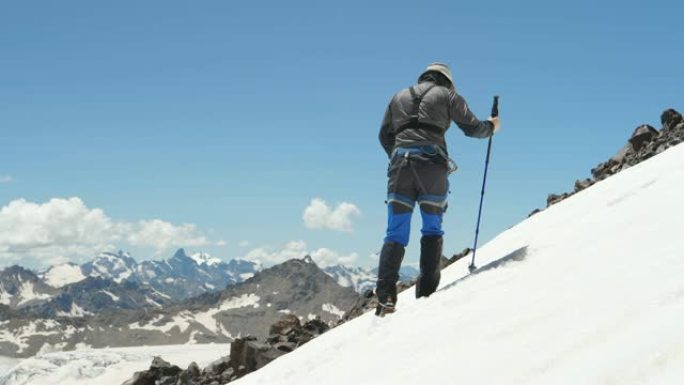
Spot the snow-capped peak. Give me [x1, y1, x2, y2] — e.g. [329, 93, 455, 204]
[190, 252, 222, 266]
[40, 263, 86, 288]
[84, 251, 136, 284]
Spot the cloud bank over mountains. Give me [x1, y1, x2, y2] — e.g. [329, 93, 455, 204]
[240, 240, 358, 267]
[0, 196, 365, 269]
[0, 197, 219, 266]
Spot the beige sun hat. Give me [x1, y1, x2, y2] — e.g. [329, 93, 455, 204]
[420, 62, 453, 85]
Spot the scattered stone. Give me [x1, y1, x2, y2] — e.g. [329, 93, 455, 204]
[230, 336, 287, 377]
[546, 193, 570, 207]
[574, 178, 594, 193]
[449, 248, 471, 265]
[395, 280, 412, 294]
[122, 357, 182, 385]
[629, 124, 659, 152]
[341, 289, 377, 322]
[150, 356, 182, 377]
[269, 313, 301, 336]
[528, 208, 542, 217]
[176, 362, 200, 385]
[303, 318, 329, 336]
[122, 371, 157, 385]
[202, 355, 231, 376]
[273, 341, 297, 352]
[661, 108, 682, 130]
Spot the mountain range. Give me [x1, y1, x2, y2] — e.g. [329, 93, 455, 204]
[0, 255, 360, 358]
[0, 247, 419, 358]
[0, 249, 260, 318]
[1, 249, 418, 317]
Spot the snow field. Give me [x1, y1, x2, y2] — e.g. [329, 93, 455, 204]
[0, 357, 20, 379]
[0, 344, 231, 385]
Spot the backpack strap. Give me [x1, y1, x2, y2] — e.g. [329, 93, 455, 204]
[397, 84, 439, 134]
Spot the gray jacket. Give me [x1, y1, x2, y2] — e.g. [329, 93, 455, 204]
[379, 81, 493, 157]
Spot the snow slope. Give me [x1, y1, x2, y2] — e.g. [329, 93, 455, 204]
[0, 344, 230, 385]
[236, 143, 684, 385]
[0, 358, 19, 379]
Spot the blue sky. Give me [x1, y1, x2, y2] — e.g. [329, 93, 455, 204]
[1, 0, 682, 269]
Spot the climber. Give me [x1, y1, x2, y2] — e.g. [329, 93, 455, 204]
[375, 63, 501, 316]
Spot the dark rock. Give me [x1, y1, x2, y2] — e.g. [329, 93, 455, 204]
[546, 193, 570, 207]
[149, 356, 182, 377]
[150, 356, 172, 370]
[661, 108, 682, 130]
[449, 248, 471, 265]
[528, 208, 543, 217]
[591, 158, 621, 181]
[302, 318, 329, 335]
[268, 313, 301, 336]
[229, 337, 286, 378]
[202, 355, 231, 376]
[122, 371, 158, 385]
[157, 376, 177, 385]
[629, 124, 659, 152]
[219, 368, 235, 382]
[186, 361, 200, 377]
[439, 255, 450, 269]
[341, 290, 378, 322]
[574, 178, 594, 193]
[395, 281, 412, 294]
[273, 341, 297, 352]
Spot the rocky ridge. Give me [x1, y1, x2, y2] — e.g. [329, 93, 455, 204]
[122, 315, 330, 385]
[534, 108, 683, 214]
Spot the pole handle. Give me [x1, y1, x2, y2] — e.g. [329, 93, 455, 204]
[491, 96, 499, 118]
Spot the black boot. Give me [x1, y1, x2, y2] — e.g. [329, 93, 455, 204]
[375, 242, 405, 316]
[416, 235, 443, 298]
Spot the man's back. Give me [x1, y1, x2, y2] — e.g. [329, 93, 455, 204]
[379, 80, 494, 157]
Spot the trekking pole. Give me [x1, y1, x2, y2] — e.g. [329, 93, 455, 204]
[468, 96, 499, 273]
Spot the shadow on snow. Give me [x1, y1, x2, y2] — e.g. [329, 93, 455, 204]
[438, 245, 528, 293]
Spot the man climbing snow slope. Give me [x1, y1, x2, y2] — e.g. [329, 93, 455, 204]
[375, 63, 501, 316]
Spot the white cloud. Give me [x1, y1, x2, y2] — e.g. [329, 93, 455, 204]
[127, 219, 209, 251]
[216, 240, 228, 247]
[303, 198, 361, 232]
[0, 175, 13, 184]
[310, 248, 359, 267]
[240, 240, 358, 268]
[239, 240, 250, 247]
[241, 240, 307, 266]
[0, 197, 212, 267]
